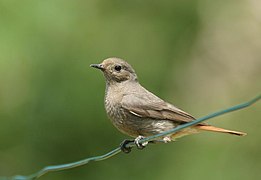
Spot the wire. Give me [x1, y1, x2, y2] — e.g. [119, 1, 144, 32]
[2, 94, 260, 180]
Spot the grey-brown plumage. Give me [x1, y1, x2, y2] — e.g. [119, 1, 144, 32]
[91, 57, 246, 142]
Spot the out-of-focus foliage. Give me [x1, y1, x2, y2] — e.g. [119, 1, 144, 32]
[0, 0, 260, 179]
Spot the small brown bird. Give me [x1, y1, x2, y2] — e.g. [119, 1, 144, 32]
[91, 57, 246, 151]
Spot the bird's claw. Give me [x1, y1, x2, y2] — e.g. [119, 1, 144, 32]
[120, 139, 134, 153]
[134, 136, 148, 150]
[120, 136, 150, 153]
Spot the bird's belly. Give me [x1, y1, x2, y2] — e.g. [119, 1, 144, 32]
[124, 117, 176, 137]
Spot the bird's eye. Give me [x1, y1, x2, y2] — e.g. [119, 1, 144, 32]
[114, 65, 122, 71]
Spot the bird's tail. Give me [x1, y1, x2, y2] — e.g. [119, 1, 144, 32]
[196, 125, 247, 136]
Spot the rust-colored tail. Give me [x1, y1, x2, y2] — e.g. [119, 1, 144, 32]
[196, 125, 247, 136]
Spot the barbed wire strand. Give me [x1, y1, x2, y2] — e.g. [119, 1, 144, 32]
[2, 94, 260, 180]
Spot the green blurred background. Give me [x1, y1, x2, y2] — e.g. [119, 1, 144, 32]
[0, 0, 260, 179]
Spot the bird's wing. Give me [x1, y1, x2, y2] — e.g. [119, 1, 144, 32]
[121, 92, 196, 123]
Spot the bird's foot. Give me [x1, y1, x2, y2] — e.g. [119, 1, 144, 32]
[120, 136, 152, 153]
[163, 136, 172, 143]
[120, 139, 134, 153]
[134, 136, 148, 150]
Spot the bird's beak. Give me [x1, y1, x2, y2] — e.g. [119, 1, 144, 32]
[90, 64, 104, 70]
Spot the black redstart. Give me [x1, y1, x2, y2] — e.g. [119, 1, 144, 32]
[91, 57, 246, 152]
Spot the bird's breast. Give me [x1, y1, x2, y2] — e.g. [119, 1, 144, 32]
[105, 98, 125, 122]
[104, 90, 126, 127]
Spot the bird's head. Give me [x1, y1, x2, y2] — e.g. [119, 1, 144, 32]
[91, 57, 138, 84]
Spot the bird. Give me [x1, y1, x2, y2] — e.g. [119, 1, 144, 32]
[90, 57, 246, 152]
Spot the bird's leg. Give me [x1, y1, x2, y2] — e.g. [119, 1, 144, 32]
[120, 139, 134, 153]
[134, 135, 148, 149]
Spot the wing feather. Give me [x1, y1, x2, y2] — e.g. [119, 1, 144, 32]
[121, 92, 195, 124]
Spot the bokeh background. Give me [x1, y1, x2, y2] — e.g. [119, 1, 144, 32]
[0, 0, 260, 179]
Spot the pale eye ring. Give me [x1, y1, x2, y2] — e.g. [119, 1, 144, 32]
[114, 65, 122, 71]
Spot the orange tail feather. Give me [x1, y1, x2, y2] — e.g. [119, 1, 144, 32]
[196, 125, 246, 136]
